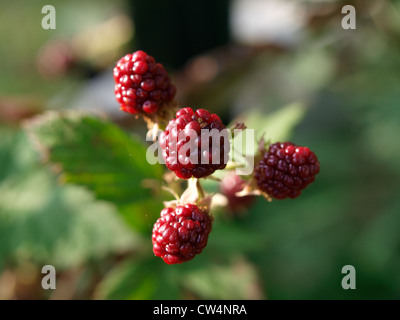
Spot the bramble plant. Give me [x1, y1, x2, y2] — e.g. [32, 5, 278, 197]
[26, 50, 320, 266]
[4, 0, 397, 300]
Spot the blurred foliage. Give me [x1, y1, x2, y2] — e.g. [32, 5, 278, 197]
[239, 101, 308, 147]
[1, 0, 400, 300]
[25, 112, 164, 234]
[0, 0, 128, 99]
[0, 128, 135, 270]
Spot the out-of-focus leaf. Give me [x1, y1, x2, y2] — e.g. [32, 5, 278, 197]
[351, 201, 400, 282]
[227, 102, 308, 173]
[24, 111, 164, 233]
[0, 128, 34, 182]
[182, 256, 264, 300]
[94, 256, 179, 300]
[0, 181, 136, 269]
[242, 101, 308, 143]
[0, 129, 135, 270]
[209, 220, 264, 255]
[119, 200, 164, 235]
[290, 49, 336, 92]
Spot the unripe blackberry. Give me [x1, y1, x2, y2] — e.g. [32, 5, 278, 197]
[159, 107, 229, 179]
[152, 204, 213, 264]
[220, 173, 255, 212]
[113, 50, 176, 115]
[254, 142, 320, 199]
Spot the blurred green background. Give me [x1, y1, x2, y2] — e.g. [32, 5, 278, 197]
[1, 0, 400, 300]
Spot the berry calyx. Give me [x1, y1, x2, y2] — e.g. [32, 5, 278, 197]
[113, 50, 177, 115]
[254, 142, 320, 199]
[152, 204, 213, 264]
[159, 107, 229, 179]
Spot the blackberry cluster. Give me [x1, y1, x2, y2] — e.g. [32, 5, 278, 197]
[113, 50, 176, 114]
[111, 50, 321, 266]
[254, 142, 320, 199]
[159, 107, 229, 179]
[152, 204, 212, 264]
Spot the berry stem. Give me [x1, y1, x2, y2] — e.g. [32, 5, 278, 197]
[161, 185, 180, 201]
[187, 177, 206, 201]
[196, 179, 206, 201]
[204, 175, 221, 182]
[229, 121, 247, 131]
[145, 122, 159, 142]
[225, 161, 246, 170]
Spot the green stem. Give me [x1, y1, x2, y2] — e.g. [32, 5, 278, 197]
[188, 177, 206, 201]
[225, 161, 246, 170]
[161, 186, 180, 201]
[196, 179, 206, 201]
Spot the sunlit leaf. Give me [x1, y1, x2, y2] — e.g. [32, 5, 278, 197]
[0, 129, 135, 269]
[24, 111, 164, 233]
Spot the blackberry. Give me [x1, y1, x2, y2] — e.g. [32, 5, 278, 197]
[152, 204, 213, 264]
[220, 173, 255, 212]
[254, 142, 320, 199]
[159, 107, 229, 179]
[113, 50, 176, 115]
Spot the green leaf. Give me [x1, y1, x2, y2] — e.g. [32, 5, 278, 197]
[119, 199, 164, 235]
[0, 129, 135, 269]
[24, 111, 164, 233]
[94, 256, 180, 300]
[0, 181, 136, 269]
[0, 127, 35, 182]
[228, 102, 308, 174]
[242, 101, 308, 143]
[182, 256, 264, 299]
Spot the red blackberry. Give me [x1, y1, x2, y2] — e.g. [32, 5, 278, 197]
[254, 142, 320, 199]
[220, 173, 255, 212]
[152, 204, 213, 264]
[159, 107, 229, 179]
[113, 50, 176, 115]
